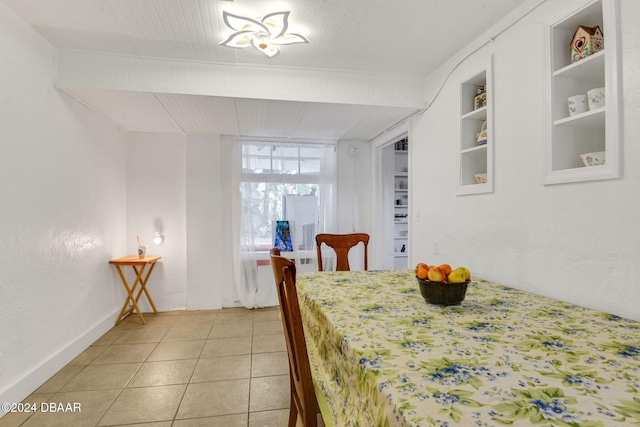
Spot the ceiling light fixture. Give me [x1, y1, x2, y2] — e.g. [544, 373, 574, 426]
[219, 11, 309, 58]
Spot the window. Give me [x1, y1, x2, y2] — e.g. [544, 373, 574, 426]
[232, 139, 337, 308]
[239, 142, 333, 252]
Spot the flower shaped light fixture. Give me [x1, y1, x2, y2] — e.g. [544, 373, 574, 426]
[219, 11, 309, 58]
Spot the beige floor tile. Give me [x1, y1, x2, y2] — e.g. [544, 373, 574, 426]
[0, 393, 53, 427]
[162, 324, 212, 342]
[251, 352, 289, 378]
[252, 333, 286, 353]
[209, 322, 253, 339]
[67, 345, 108, 366]
[97, 384, 187, 426]
[92, 329, 126, 346]
[147, 340, 205, 361]
[174, 312, 218, 325]
[21, 389, 119, 427]
[249, 375, 290, 412]
[34, 365, 84, 394]
[185, 309, 220, 316]
[127, 359, 197, 387]
[191, 355, 251, 383]
[91, 343, 157, 364]
[253, 309, 281, 323]
[172, 413, 248, 427]
[214, 310, 254, 324]
[61, 363, 140, 391]
[249, 409, 290, 427]
[216, 307, 249, 314]
[6, 309, 303, 426]
[119, 313, 177, 328]
[176, 379, 250, 419]
[158, 309, 190, 316]
[253, 320, 284, 336]
[110, 423, 172, 427]
[201, 336, 252, 358]
[114, 327, 169, 344]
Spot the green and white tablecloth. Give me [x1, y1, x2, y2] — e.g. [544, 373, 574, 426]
[296, 270, 640, 427]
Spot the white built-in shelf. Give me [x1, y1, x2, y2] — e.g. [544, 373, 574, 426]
[543, 0, 621, 185]
[461, 106, 487, 121]
[457, 57, 494, 196]
[553, 49, 604, 79]
[461, 145, 488, 155]
[554, 107, 605, 128]
[388, 137, 409, 269]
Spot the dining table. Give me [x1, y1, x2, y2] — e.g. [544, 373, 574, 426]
[296, 270, 640, 426]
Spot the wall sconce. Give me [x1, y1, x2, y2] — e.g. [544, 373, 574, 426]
[153, 232, 164, 245]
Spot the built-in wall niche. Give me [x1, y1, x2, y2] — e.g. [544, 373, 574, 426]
[457, 56, 494, 195]
[543, 0, 621, 185]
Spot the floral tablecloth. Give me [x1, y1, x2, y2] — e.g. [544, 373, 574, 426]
[296, 270, 640, 427]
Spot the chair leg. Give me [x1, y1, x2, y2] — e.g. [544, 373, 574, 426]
[288, 390, 298, 427]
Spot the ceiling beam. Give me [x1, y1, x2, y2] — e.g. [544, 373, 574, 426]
[55, 49, 426, 109]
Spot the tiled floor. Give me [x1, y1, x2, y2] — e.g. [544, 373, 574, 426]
[0, 307, 292, 427]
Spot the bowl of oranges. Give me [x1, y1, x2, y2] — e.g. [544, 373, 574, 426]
[414, 263, 471, 306]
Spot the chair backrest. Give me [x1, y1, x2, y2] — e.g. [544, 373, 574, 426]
[269, 248, 320, 427]
[315, 233, 369, 271]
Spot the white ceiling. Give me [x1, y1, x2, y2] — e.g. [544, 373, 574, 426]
[3, 0, 528, 140]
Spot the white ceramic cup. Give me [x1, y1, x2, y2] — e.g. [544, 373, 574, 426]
[138, 245, 147, 258]
[587, 87, 605, 110]
[568, 94, 588, 116]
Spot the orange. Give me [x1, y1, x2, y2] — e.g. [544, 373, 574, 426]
[438, 264, 452, 276]
[414, 263, 428, 275]
[416, 266, 428, 279]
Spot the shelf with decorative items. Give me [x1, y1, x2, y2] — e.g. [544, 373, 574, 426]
[543, 0, 621, 185]
[392, 137, 409, 268]
[457, 57, 494, 196]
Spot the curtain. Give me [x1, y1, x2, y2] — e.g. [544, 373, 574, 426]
[231, 139, 336, 308]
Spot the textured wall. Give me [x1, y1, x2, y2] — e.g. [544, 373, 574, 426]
[410, 0, 640, 320]
[0, 3, 127, 409]
[126, 133, 188, 311]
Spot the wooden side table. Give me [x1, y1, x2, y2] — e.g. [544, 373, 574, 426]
[109, 255, 162, 325]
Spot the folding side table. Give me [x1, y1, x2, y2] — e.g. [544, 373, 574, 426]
[109, 255, 162, 325]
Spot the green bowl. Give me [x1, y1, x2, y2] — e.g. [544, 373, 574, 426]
[416, 277, 469, 306]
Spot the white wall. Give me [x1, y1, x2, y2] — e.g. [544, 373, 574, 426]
[410, 0, 640, 320]
[0, 3, 128, 410]
[126, 133, 235, 311]
[336, 140, 373, 270]
[187, 134, 224, 310]
[126, 133, 188, 311]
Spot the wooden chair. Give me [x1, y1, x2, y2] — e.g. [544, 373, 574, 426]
[269, 248, 325, 427]
[315, 233, 369, 271]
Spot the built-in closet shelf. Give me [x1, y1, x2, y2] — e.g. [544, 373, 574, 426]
[543, 0, 621, 185]
[385, 136, 409, 270]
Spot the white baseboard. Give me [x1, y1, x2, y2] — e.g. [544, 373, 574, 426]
[0, 308, 120, 419]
